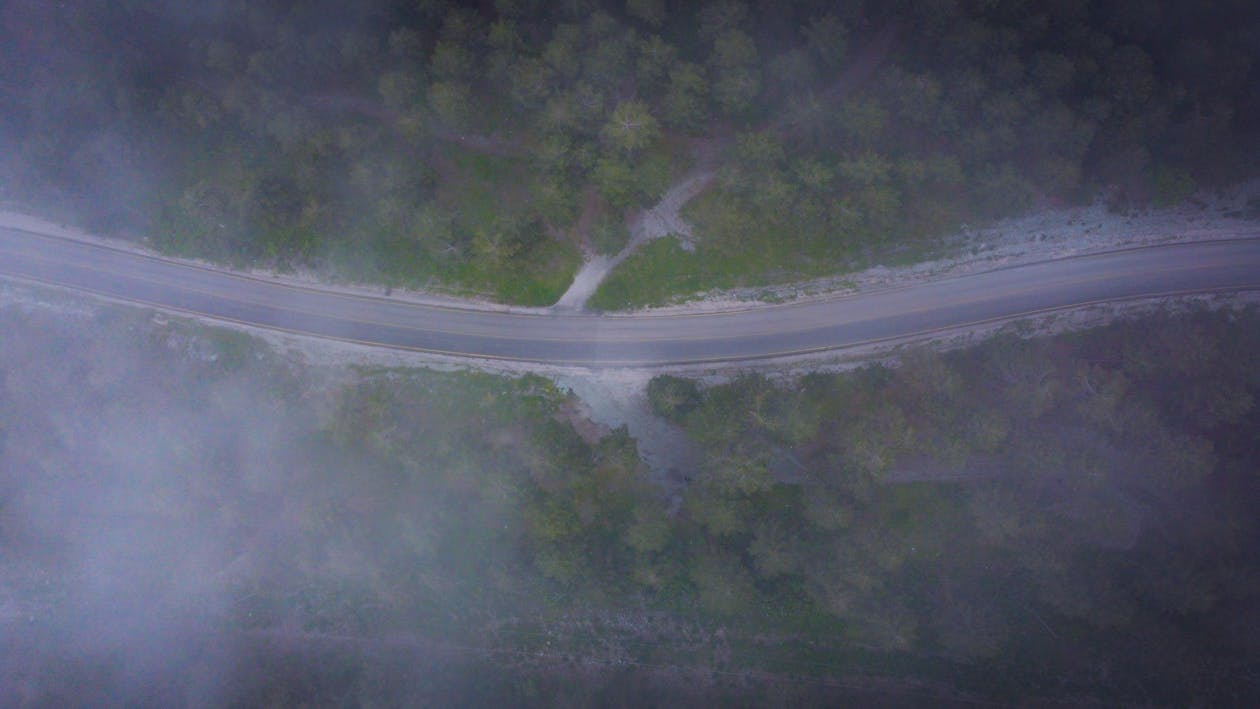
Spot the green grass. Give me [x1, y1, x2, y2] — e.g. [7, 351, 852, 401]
[458, 237, 582, 306]
[586, 203, 974, 311]
[588, 234, 844, 311]
[587, 237, 708, 310]
[432, 145, 583, 305]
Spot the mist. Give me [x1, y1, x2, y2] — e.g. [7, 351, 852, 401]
[4, 0, 1260, 705]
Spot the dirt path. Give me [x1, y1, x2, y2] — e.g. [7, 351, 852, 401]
[552, 168, 716, 311]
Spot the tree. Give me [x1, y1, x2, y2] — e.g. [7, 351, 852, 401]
[802, 489, 851, 531]
[768, 48, 818, 96]
[703, 443, 773, 495]
[803, 14, 847, 69]
[543, 24, 584, 83]
[833, 97, 887, 149]
[967, 487, 1034, 546]
[624, 504, 672, 553]
[698, 0, 749, 43]
[593, 156, 640, 210]
[934, 596, 1009, 660]
[428, 80, 473, 127]
[635, 35, 677, 90]
[531, 172, 582, 225]
[708, 29, 760, 116]
[685, 488, 744, 537]
[647, 375, 701, 423]
[582, 15, 634, 89]
[689, 547, 757, 615]
[543, 82, 605, 134]
[856, 602, 919, 651]
[626, 0, 666, 27]
[1098, 45, 1156, 115]
[590, 211, 631, 256]
[601, 100, 660, 155]
[430, 39, 478, 82]
[379, 70, 424, 112]
[663, 62, 710, 133]
[749, 521, 801, 578]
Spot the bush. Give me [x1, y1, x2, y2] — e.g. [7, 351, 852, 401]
[647, 375, 701, 423]
[590, 212, 631, 256]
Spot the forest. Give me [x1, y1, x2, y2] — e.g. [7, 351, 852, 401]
[3, 0, 1260, 704]
[3, 295, 1260, 704]
[2, 0, 1258, 304]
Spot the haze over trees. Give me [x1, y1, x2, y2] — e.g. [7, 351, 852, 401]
[3, 0, 1260, 704]
[4, 292, 1260, 704]
[1, 0, 1257, 304]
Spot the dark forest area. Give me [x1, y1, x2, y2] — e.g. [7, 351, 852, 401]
[3, 297, 1260, 704]
[1, 0, 1257, 303]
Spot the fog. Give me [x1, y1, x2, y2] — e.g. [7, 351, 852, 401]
[0, 293, 712, 705]
[4, 0, 1260, 704]
[1, 303, 280, 701]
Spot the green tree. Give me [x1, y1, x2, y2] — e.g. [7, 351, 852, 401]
[430, 39, 478, 82]
[703, 444, 773, 494]
[804, 14, 847, 69]
[689, 547, 757, 615]
[601, 100, 660, 155]
[635, 35, 677, 90]
[663, 62, 710, 133]
[698, 0, 749, 43]
[685, 488, 744, 537]
[428, 80, 473, 127]
[708, 29, 760, 116]
[593, 156, 640, 209]
[647, 375, 701, 423]
[624, 504, 672, 553]
[626, 0, 665, 27]
[749, 521, 801, 578]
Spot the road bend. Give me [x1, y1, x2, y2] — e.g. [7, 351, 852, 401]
[2, 227, 1259, 367]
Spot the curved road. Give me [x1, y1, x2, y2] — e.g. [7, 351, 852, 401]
[2, 226, 1259, 367]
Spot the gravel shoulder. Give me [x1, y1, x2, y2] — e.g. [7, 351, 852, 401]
[625, 180, 1260, 314]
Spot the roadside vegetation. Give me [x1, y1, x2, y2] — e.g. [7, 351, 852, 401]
[2, 1, 1255, 307]
[4, 296, 1260, 704]
[646, 305, 1260, 703]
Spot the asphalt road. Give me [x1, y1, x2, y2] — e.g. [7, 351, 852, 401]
[2, 226, 1259, 367]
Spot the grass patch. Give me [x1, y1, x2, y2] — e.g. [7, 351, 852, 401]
[587, 237, 707, 310]
[431, 144, 582, 305]
[458, 236, 582, 306]
[588, 233, 844, 311]
[589, 187, 982, 310]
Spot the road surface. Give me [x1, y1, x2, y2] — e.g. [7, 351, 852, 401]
[2, 226, 1259, 367]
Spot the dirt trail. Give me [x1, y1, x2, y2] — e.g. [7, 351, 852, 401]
[552, 168, 716, 311]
